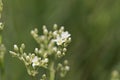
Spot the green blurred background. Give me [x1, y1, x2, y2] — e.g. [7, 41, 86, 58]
[1, 0, 120, 80]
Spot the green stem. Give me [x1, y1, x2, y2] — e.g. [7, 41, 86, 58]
[31, 76, 37, 80]
[0, 59, 5, 80]
[0, 34, 5, 80]
[0, 35, 2, 44]
[50, 61, 55, 80]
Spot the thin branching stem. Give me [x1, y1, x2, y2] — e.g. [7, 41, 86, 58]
[50, 61, 55, 80]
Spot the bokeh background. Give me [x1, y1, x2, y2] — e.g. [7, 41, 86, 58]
[1, 0, 120, 80]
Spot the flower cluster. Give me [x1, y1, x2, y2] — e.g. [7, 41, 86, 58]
[10, 44, 48, 76]
[57, 60, 70, 77]
[10, 24, 71, 80]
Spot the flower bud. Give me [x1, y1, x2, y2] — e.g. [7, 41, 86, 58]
[64, 60, 68, 65]
[31, 54, 35, 58]
[34, 28, 38, 33]
[60, 26, 64, 31]
[26, 56, 30, 61]
[62, 52, 65, 56]
[14, 44, 19, 51]
[58, 63, 62, 67]
[68, 37, 71, 42]
[65, 66, 70, 71]
[53, 31, 58, 37]
[43, 58, 49, 63]
[23, 53, 27, 57]
[9, 51, 17, 56]
[43, 25, 46, 30]
[53, 47, 57, 52]
[0, 22, 4, 30]
[20, 47, 23, 53]
[35, 48, 39, 54]
[40, 36, 45, 41]
[31, 30, 34, 35]
[63, 48, 67, 52]
[43, 25, 48, 34]
[21, 43, 25, 49]
[44, 29, 48, 35]
[57, 51, 61, 57]
[53, 24, 58, 30]
[42, 74, 47, 79]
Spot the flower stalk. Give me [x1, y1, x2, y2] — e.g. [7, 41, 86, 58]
[50, 61, 55, 80]
[0, 0, 5, 80]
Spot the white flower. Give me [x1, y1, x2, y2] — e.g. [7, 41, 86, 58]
[53, 36, 63, 45]
[32, 56, 39, 67]
[53, 31, 71, 45]
[61, 31, 71, 41]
